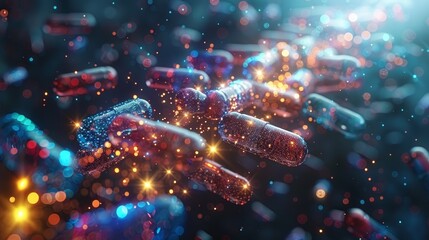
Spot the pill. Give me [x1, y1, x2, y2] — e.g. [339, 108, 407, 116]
[284, 68, 316, 96]
[76, 146, 128, 175]
[314, 53, 362, 83]
[190, 159, 252, 205]
[406, 146, 429, 191]
[53, 66, 117, 97]
[345, 208, 398, 240]
[218, 112, 308, 167]
[302, 93, 365, 137]
[107, 114, 206, 160]
[146, 67, 210, 91]
[77, 98, 152, 149]
[187, 50, 234, 78]
[225, 43, 265, 66]
[43, 13, 96, 35]
[242, 48, 280, 80]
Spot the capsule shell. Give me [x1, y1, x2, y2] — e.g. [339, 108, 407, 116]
[218, 112, 308, 166]
[53, 66, 117, 97]
[146, 67, 210, 91]
[187, 50, 234, 78]
[76, 147, 127, 175]
[43, 13, 96, 35]
[77, 98, 152, 149]
[242, 48, 280, 80]
[108, 114, 206, 160]
[314, 54, 361, 82]
[190, 159, 252, 205]
[175, 88, 207, 114]
[302, 93, 366, 138]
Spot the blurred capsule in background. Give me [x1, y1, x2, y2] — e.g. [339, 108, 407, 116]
[173, 27, 201, 46]
[302, 93, 366, 138]
[189, 159, 252, 205]
[405, 146, 429, 191]
[187, 50, 234, 79]
[284, 68, 316, 96]
[43, 13, 96, 35]
[225, 43, 265, 66]
[344, 208, 398, 240]
[146, 67, 211, 91]
[175, 87, 207, 114]
[53, 66, 118, 97]
[0, 113, 82, 196]
[218, 112, 308, 167]
[107, 114, 207, 160]
[68, 195, 185, 240]
[77, 98, 152, 149]
[0, 66, 28, 89]
[242, 48, 280, 81]
[285, 227, 312, 240]
[251, 201, 275, 221]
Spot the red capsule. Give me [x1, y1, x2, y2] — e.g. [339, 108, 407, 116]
[43, 13, 96, 35]
[53, 66, 117, 97]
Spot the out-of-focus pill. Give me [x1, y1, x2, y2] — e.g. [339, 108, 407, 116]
[314, 54, 362, 83]
[284, 68, 316, 96]
[406, 146, 429, 190]
[43, 13, 96, 35]
[190, 159, 252, 205]
[173, 27, 201, 45]
[243, 48, 280, 81]
[344, 208, 398, 240]
[76, 146, 128, 176]
[146, 67, 210, 91]
[252, 83, 302, 118]
[285, 227, 312, 240]
[2, 66, 28, 85]
[187, 50, 234, 79]
[251, 201, 275, 221]
[108, 114, 207, 160]
[218, 112, 308, 167]
[225, 43, 265, 66]
[0, 113, 82, 196]
[302, 93, 366, 138]
[53, 66, 117, 97]
[77, 99, 152, 149]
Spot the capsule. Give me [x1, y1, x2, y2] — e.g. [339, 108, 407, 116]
[175, 87, 207, 114]
[259, 30, 298, 48]
[146, 67, 210, 91]
[43, 13, 96, 35]
[252, 83, 302, 118]
[345, 208, 398, 240]
[108, 114, 206, 160]
[313, 54, 362, 82]
[284, 68, 316, 96]
[77, 98, 152, 149]
[302, 93, 365, 138]
[187, 50, 234, 79]
[0, 113, 82, 196]
[190, 159, 252, 205]
[2, 66, 28, 85]
[225, 43, 265, 66]
[242, 48, 280, 81]
[218, 112, 308, 166]
[76, 146, 128, 175]
[53, 66, 117, 97]
[407, 146, 429, 190]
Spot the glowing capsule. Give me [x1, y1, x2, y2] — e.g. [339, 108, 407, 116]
[218, 112, 308, 167]
[345, 208, 398, 240]
[0, 113, 82, 195]
[190, 159, 252, 205]
[242, 48, 280, 80]
[187, 50, 234, 78]
[313, 53, 362, 83]
[284, 68, 316, 96]
[43, 13, 96, 35]
[53, 66, 117, 97]
[253, 83, 302, 118]
[108, 114, 206, 160]
[77, 99, 152, 149]
[407, 146, 429, 190]
[302, 93, 365, 138]
[225, 43, 265, 66]
[146, 67, 210, 91]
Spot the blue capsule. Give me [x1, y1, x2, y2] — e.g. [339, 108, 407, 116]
[146, 67, 210, 91]
[187, 50, 234, 79]
[302, 93, 365, 138]
[242, 48, 280, 81]
[77, 98, 152, 149]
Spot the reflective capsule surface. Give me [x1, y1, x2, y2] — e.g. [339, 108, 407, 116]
[407, 146, 429, 190]
[314, 54, 362, 82]
[242, 48, 280, 80]
[146, 67, 210, 91]
[302, 93, 365, 138]
[187, 50, 234, 78]
[175, 87, 207, 114]
[77, 99, 152, 149]
[43, 13, 96, 35]
[53, 66, 117, 97]
[218, 112, 308, 166]
[76, 146, 128, 175]
[190, 159, 252, 205]
[108, 114, 206, 160]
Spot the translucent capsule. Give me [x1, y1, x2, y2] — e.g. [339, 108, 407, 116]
[302, 93, 366, 138]
[313, 53, 362, 83]
[43, 13, 96, 35]
[0, 113, 82, 196]
[2, 66, 28, 86]
[53, 66, 117, 97]
[242, 48, 280, 80]
[77, 98, 152, 149]
[252, 83, 302, 118]
[76, 146, 128, 175]
[284, 68, 316, 96]
[68, 195, 185, 240]
[146, 67, 210, 91]
[225, 43, 265, 66]
[218, 112, 308, 167]
[345, 208, 398, 240]
[407, 146, 429, 190]
[190, 159, 252, 205]
[175, 87, 207, 114]
[108, 114, 206, 160]
[187, 50, 234, 79]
